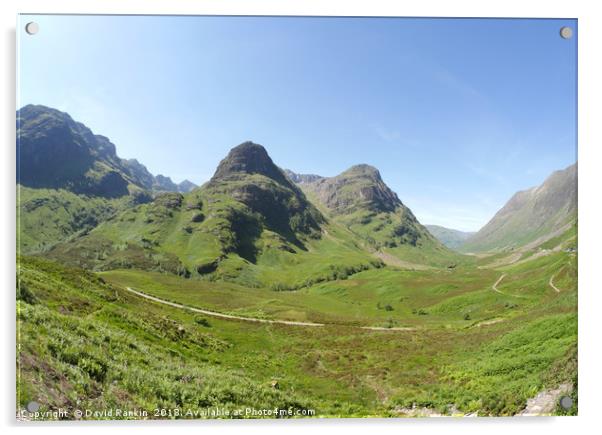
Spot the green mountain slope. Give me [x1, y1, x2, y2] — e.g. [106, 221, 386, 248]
[461, 164, 577, 253]
[297, 164, 461, 267]
[17, 256, 316, 415]
[16, 105, 199, 254]
[17, 186, 136, 254]
[425, 225, 476, 250]
[47, 142, 384, 288]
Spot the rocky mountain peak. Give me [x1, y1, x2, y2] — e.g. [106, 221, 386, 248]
[210, 141, 291, 187]
[341, 164, 381, 178]
[305, 164, 402, 214]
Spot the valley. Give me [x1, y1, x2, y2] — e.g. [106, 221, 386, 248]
[16, 106, 578, 418]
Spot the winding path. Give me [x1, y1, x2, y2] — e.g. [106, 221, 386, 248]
[125, 286, 416, 331]
[125, 287, 325, 327]
[549, 274, 562, 293]
[492, 274, 507, 294]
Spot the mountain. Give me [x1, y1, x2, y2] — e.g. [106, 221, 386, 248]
[152, 175, 197, 193]
[18, 105, 146, 197]
[302, 164, 402, 215]
[16, 105, 197, 254]
[177, 179, 197, 193]
[18, 106, 457, 283]
[296, 164, 457, 266]
[283, 169, 324, 184]
[122, 158, 156, 190]
[425, 225, 475, 250]
[299, 164, 428, 245]
[461, 163, 577, 253]
[47, 142, 388, 288]
[207, 142, 324, 240]
[17, 104, 196, 196]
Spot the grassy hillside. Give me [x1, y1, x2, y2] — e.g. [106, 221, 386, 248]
[47, 180, 384, 289]
[425, 225, 475, 250]
[17, 186, 136, 254]
[17, 256, 317, 418]
[461, 164, 576, 253]
[18, 250, 577, 418]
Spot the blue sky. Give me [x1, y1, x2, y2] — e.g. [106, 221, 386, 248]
[18, 15, 577, 232]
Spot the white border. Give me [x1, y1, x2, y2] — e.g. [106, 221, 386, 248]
[2, 1, 600, 434]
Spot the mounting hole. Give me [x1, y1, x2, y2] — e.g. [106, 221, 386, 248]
[559, 26, 573, 40]
[559, 395, 573, 409]
[25, 22, 39, 35]
[26, 401, 40, 412]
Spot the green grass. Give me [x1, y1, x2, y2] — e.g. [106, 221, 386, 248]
[17, 185, 130, 254]
[437, 313, 577, 415]
[47, 188, 390, 289]
[17, 252, 577, 419]
[101, 264, 499, 327]
[17, 256, 322, 419]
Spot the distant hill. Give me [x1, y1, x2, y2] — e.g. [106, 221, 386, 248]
[177, 179, 197, 193]
[461, 164, 577, 253]
[153, 174, 197, 193]
[283, 169, 324, 184]
[17, 104, 195, 196]
[425, 225, 475, 250]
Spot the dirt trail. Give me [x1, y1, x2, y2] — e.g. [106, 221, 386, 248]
[548, 271, 563, 293]
[491, 274, 507, 294]
[490, 274, 529, 299]
[125, 287, 418, 331]
[125, 287, 325, 327]
[360, 326, 417, 331]
[518, 383, 572, 416]
[472, 318, 504, 328]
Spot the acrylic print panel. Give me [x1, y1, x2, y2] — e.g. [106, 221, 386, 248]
[16, 15, 577, 420]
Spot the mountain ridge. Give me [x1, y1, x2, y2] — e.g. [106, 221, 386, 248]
[17, 104, 196, 196]
[461, 163, 577, 252]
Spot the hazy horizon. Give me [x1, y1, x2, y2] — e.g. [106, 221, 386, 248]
[18, 15, 577, 231]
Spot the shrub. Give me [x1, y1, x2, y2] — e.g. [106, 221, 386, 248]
[191, 213, 205, 223]
[16, 281, 37, 304]
[195, 317, 211, 327]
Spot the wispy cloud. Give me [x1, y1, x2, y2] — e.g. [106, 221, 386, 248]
[374, 125, 401, 143]
[432, 67, 483, 100]
[372, 124, 422, 150]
